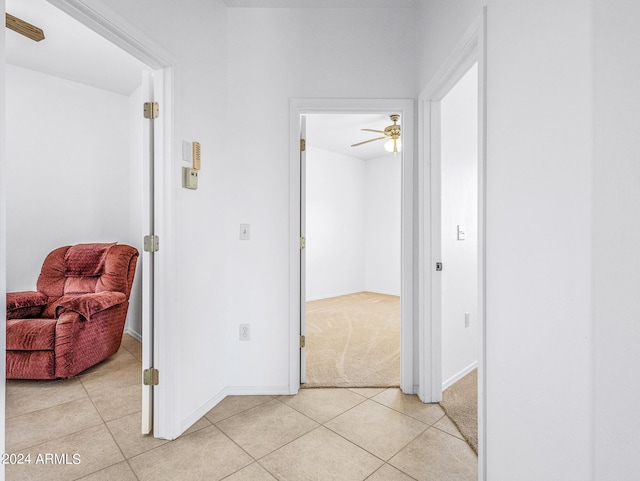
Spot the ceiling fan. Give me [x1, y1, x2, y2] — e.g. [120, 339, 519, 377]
[5, 13, 45, 42]
[351, 114, 402, 155]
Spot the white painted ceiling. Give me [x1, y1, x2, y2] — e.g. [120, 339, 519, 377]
[5, 0, 146, 96]
[4, 1, 404, 157]
[306, 113, 402, 161]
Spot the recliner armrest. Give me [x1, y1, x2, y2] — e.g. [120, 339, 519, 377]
[6, 291, 48, 319]
[53, 292, 127, 321]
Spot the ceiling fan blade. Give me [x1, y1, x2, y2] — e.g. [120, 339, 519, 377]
[351, 136, 386, 147]
[361, 128, 386, 134]
[6, 13, 45, 42]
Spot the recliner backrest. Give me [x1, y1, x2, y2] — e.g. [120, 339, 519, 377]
[37, 243, 138, 301]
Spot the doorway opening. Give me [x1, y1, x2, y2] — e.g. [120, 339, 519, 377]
[3, 0, 173, 438]
[419, 11, 486, 478]
[303, 113, 402, 388]
[289, 98, 415, 395]
[437, 62, 479, 458]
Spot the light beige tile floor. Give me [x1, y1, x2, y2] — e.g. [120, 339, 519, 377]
[5, 335, 477, 481]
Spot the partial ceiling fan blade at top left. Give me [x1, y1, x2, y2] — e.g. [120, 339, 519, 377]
[6, 13, 45, 42]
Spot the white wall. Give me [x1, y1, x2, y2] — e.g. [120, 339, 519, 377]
[224, 7, 416, 389]
[419, 1, 594, 480]
[305, 147, 401, 301]
[5, 65, 131, 291]
[592, 1, 640, 479]
[440, 63, 478, 387]
[364, 155, 401, 295]
[485, 2, 592, 479]
[305, 147, 366, 300]
[416, 0, 481, 91]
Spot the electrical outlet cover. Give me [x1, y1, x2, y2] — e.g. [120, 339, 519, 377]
[239, 324, 250, 340]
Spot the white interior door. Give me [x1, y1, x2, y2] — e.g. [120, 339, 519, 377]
[141, 70, 156, 434]
[300, 115, 307, 384]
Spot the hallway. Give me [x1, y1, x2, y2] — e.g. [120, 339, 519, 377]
[5, 335, 476, 480]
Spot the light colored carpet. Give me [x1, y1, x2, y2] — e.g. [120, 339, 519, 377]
[440, 369, 478, 454]
[304, 292, 401, 388]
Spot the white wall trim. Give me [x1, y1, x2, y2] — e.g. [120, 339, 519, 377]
[46, 0, 178, 441]
[418, 8, 487, 481]
[124, 328, 142, 342]
[442, 361, 477, 391]
[306, 290, 401, 302]
[289, 98, 415, 395]
[418, 12, 481, 400]
[46, 0, 176, 69]
[225, 385, 292, 396]
[180, 388, 227, 434]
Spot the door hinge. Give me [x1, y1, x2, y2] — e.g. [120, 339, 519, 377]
[300, 335, 306, 348]
[143, 368, 159, 386]
[300, 139, 306, 152]
[300, 236, 306, 250]
[436, 262, 443, 271]
[143, 102, 159, 119]
[144, 235, 159, 252]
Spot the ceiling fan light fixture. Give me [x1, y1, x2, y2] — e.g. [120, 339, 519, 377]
[351, 114, 402, 155]
[384, 138, 402, 154]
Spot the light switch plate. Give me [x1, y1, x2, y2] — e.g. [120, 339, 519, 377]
[457, 224, 466, 240]
[240, 224, 250, 240]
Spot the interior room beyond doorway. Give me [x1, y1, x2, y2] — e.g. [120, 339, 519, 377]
[304, 113, 402, 388]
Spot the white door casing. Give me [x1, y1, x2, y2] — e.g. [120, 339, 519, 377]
[289, 98, 415, 395]
[299, 115, 307, 384]
[141, 70, 155, 434]
[418, 8, 487, 480]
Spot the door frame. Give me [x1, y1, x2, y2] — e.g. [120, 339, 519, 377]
[47, 0, 176, 440]
[418, 9, 487, 479]
[289, 98, 415, 394]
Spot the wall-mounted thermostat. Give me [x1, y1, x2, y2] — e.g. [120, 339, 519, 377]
[182, 140, 202, 171]
[182, 167, 198, 190]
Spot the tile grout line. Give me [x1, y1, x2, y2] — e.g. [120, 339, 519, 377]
[319, 414, 427, 469]
[203, 395, 276, 425]
[363, 462, 421, 481]
[368, 388, 448, 426]
[79, 369, 141, 480]
[272, 390, 369, 425]
[214, 398, 322, 462]
[5, 393, 105, 454]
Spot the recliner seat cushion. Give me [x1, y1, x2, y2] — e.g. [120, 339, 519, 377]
[7, 318, 57, 350]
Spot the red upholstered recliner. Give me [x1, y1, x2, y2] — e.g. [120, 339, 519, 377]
[6, 243, 139, 379]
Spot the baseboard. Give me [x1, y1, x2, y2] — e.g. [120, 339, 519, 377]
[305, 290, 363, 302]
[442, 361, 477, 391]
[180, 387, 227, 434]
[225, 385, 292, 396]
[363, 289, 401, 297]
[306, 290, 400, 302]
[123, 327, 142, 342]
[179, 384, 294, 434]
